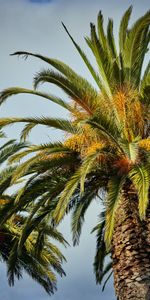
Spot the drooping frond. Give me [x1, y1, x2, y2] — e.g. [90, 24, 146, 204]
[0, 216, 67, 295]
[86, 118, 123, 154]
[105, 176, 125, 249]
[80, 145, 107, 194]
[0, 87, 72, 112]
[0, 140, 27, 165]
[129, 165, 150, 219]
[71, 187, 97, 246]
[0, 166, 17, 193]
[0, 116, 78, 135]
[91, 211, 108, 284]
[33, 69, 99, 114]
[8, 142, 73, 164]
[53, 169, 80, 224]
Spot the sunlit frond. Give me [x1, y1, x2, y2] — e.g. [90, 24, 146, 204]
[105, 176, 125, 249]
[129, 165, 150, 219]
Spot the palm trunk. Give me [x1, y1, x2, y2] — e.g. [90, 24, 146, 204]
[111, 193, 150, 300]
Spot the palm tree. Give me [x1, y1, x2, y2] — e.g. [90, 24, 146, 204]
[0, 6, 150, 299]
[0, 139, 67, 295]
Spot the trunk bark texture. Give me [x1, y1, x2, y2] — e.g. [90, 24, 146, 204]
[111, 193, 150, 300]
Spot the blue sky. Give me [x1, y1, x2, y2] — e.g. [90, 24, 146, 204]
[0, 0, 149, 299]
[29, 0, 53, 3]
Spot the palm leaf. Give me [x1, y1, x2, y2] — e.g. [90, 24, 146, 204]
[92, 211, 108, 284]
[105, 176, 125, 249]
[129, 165, 150, 219]
[119, 6, 132, 54]
[0, 87, 72, 111]
[0, 116, 78, 135]
[62, 22, 102, 89]
[71, 189, 95, 246]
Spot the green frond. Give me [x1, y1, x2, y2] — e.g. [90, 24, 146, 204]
[123, 10, 150, 84]
[105, 176, 125, 249]
[97, 11, 108, 52]
[86, 23, 112, 98]
[92, 211, 108, 284]
[9, 142, 72, 164]
[62, 22, 102, 89]
[0, 140, 27, 165]
[130, 26, 150, 86]
[10, 154, 42, 184]
[80, 148, 106, 194]
[0, 116, 78, 135]
[7, 170, 67, 220]
[0, 87, 71, 112]
[42, 225, 68, 247]
[34, 69, 98, 114]
[86, 117, 123, 154]
[71, 189, 95, 246]
[119, 6, 132, 54]
[7, 241, 23, 285]
[0, 217, 67, 295]
[11, 51, 99, 114]
[11, 50, 92, 86]
[17, 196, 49, 253]
[0, 166, 16, 192]
[0, 139, 16, 151]
[107, 19, 118, 60]
[21, 123, 36, 141]
[18, 251, 57, 294]
[140, 61, 150, 102]
[121, 140, 139, 162]
[129, 165, 150, 219]
[53, 170, 80, 224]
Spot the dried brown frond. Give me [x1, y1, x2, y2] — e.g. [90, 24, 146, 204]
[113, 157, 132, 175]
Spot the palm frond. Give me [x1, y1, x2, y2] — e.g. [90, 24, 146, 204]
[107, 19, 118, 60]
[105, 176, 125, 249]
[53, 170, 80, 224]
[123, 10, 150, 84]
[119, 6, 132, 54]
[0, 87, 72, 112]
[129, 165, 150, 219]
[0, 116, 78, 135]
[0, 141, 27, 165]
[62, 22, 102, 89]
[71, 189, 95, 246]
[85, 23, 112, 98]
[140, 61, 150, 103]
[92, 211, 108, 284]
[8, 142, 72, 164]
[33, 69, 98, 114]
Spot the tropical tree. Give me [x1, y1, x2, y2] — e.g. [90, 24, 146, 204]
[0, 139, 67, 294]
[0, 6, 150, 299]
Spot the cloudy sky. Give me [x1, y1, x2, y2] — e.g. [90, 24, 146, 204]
[0, 0, 149, 299]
